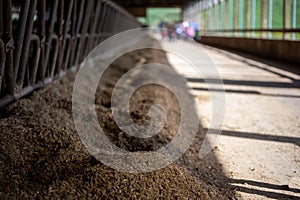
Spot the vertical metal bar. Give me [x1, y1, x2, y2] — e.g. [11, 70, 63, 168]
[97, 2, 107, 35]
[251, 0, 256, 37]
[43, 0, 58, 79]
[283, 0, 291, 39]
[223, 0, 227, 30]
[229, 0, 234, 34]
[115, 10, 122, 34]
[0, 0, 2, 38]
[57, 0, 64, 36]
[238, 0, 244, 36]
[58, 0, 74, 72]
[218, 1, 221, 34]
[55, 0, 64, 74]
[68, 0, 77, 69]
[2, 0, 15, 96]
[234, 0, 239, 36]
[102, 5, 111, 35]
[292, 0, 297, 39]
[75, 0, 94, 65]
[0, 40, 5, 93]
[212, 2, 215, 33]
[103, 5, 113, 38]
[91, 0, 103, 34]
[63, 36, 72, 69]
[199, 6, 202, 33]
[71, 0, 78, 35]
[36, 0, 45, 82]
[112, 11, 118, 34]
[13, 0, 30, 80]
[246, 0, 251, 37]
[69, 0, 85, 67]
[199, 1, 203, 24]
[215, 3, 218, 32]
[268, 0, 273, 38]
[209, 3, 212, 32]
[49, 36, 59, 78]
[224, 1, 229, 36]
[16, 0, 37, 91]
[262, 0, 268, 38]
[109, 8, 117, 35]
[75, 0, 86, 35]
[202, 2, 205, 31]
[206, 1, 209, 32]
[52, 0, 64, 77]
[29, 36, 40, 85]
[85, 0, 102, 56]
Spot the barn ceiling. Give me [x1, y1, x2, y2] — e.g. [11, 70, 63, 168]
[111, 0, 189, 16]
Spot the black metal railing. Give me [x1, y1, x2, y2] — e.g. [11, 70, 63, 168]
[199, 28, 300, 39]
[0, 0, 141, 108]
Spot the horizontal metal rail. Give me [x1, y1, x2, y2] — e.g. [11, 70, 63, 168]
[201, 28, 300, 33]
[0, 0, 141, 108]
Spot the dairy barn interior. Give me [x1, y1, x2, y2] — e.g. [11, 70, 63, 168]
[0, 0, 299, 199]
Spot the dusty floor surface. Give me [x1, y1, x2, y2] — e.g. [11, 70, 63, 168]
[164, 40, 300, 200]
[0, 37, 236, 199]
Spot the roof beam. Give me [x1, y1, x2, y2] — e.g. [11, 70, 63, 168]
[126, 7, 147, 17]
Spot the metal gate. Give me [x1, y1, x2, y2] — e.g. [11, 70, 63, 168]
[0, 0, 141, 108]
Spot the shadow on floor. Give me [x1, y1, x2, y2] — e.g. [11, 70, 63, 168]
[229, 178, 300, 199]
[208, 129, 300, 147]
[231, 178, 300, 193]
[200, 44, 300, 79]
[192, 86, 300, 99]
[187, 77, 300, 89]
[188, 41, 300, 199]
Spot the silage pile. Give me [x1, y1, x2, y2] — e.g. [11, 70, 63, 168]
[0, 37, 235, 199]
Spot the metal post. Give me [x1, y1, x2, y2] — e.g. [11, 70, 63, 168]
[283, 0, 291, 39]
[2, 0, 14, 96]
[251, 0, 256, 37]
[215, 1, 219, 34]
[225, 0, 229, 36]
[13, 0, 30, 81]
[234, 0, 239, 36]
[229, 0, 234, 36]
[238, 0, 244, 36]
[36, 0, 45, 82]
[262, 0, 268, 38]
[209, 0, 212, 32]
[16, 0, 37, 91]
[246, 0, 251, 37]
[221, 0, 225, 36]
[292, 0, 297, 39]
[43, 0, 59, 79]
[268, 0, 273, 39]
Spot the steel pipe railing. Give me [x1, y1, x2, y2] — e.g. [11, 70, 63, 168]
[0, 0, 141, 108]
[199, 28, 300, 39]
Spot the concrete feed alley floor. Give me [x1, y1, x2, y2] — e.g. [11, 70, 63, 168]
[163, 40, 300, 199]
